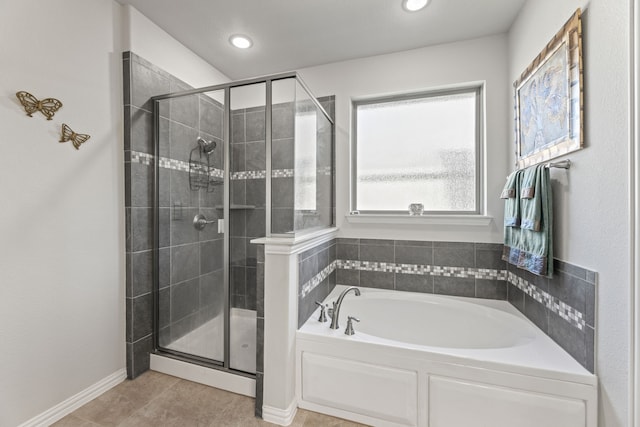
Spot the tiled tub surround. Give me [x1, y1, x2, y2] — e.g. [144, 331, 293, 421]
[507, 260, 597, 373]
[297, 240, 337, 327]
[255, 245, 265, 418]
[297, 238, 596, 373]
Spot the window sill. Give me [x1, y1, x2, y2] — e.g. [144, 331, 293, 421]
[344, 213, 493, 226]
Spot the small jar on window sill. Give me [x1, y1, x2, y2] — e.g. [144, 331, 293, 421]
[408, 203, 424, 216]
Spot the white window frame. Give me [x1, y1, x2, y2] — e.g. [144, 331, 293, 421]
[350, 84, 485, 216]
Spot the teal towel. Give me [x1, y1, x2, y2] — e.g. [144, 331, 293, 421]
[520, 166, 537, 199]
[501, 170, 521, 227]
[501, 170, 519, 199]
[502, 165, 554, 277]
[520, 167, 543, 231]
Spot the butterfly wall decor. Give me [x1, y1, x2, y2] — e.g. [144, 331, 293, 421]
[60, 123, 90, 150]
[15, 91, 63, 120]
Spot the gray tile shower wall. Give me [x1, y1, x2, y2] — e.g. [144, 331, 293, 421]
[124, 52, 226, 378]
[299, 237, 596, 373]
[271, 96, 335, 234]
[271, 103, 295, 234]
[124, 51, 162, 378]
[230, 105, 266, 310]
[294, 97, 335, 233]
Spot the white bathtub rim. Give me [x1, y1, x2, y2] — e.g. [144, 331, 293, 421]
[300, 285, 596, 386]
[334, 291, 538, 349]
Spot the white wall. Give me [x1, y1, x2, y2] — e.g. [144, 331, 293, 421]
[508, 1, 631, 426]
[123, 5, 230, 88]
[0, 1, 125, 426]
[298, 34, 510, 243]
[0, 2, 230, 426]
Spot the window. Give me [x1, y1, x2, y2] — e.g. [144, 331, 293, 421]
[352, 86, 482, 214]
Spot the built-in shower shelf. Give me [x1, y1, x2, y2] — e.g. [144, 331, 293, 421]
[215, 204, 256, 210]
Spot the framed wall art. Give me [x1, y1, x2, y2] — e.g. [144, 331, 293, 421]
[514, 9, 583, 169]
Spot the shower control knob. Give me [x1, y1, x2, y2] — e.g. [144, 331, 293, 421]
[193, 214, 216, 231]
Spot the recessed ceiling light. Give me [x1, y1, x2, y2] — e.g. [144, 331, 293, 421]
[229, 34, 253, 49]
[402, 0, 430, 12]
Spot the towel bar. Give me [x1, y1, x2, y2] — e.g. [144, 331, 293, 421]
[508, 159, 572, 178]
[545, 159, 571, 169]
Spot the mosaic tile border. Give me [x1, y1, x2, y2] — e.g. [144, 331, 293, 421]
[299, 258, 587, 332]
[271, 169, 294, 178]
[230, 169, 296, 179]
[301, 260, 337, 298]
[131, 150, 224, 178]
[131, 151, 328, 180]
[232, 170, 266, 180]
[337, 260, 506, 280]
[507, 272, 586, 330]
[131, 151, 153, 166]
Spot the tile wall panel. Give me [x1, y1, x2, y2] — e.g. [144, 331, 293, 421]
[124, 52, 226, 379]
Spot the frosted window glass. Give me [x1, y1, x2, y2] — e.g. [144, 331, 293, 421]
[355, 91, 478, 212]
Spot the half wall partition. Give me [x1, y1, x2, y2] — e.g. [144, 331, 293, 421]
[150, 73, 334, 377]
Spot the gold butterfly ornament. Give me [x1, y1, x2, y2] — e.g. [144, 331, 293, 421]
[60, 123, 90, 150]
[15, 91, 62, 120]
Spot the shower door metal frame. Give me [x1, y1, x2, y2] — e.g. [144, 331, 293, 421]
[150, 71, 334, 375]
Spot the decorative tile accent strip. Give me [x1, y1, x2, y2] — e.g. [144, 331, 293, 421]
[300, 260, 338, 298]
[131, 150, 224, 178]
[336, 259, 507, 280]
[158, 157, 189, 173]
[507, 271, 586, 330]
[231, 170, 267, 180]
[131, 153, 330, 181]
[272, 169, 295, 178]
[131, 151, 153, 166]
[300, 259, 507, 302]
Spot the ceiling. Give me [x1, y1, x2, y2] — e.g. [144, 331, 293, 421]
[117, 0, 527, 80]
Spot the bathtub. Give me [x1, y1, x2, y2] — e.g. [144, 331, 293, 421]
[295, 286, 597, 427]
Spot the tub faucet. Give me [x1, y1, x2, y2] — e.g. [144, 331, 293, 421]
[329, 286, 361, 330]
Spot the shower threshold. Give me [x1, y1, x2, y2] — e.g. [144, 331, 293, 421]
[164, 308, 257, 374]
[151, 308, 257, 397]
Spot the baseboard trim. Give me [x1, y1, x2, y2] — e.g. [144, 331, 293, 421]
[262, 400, 297, 426]
[17, 368, 127, 427]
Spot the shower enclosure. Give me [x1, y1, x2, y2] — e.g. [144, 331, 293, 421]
[151, 73, 334, 375]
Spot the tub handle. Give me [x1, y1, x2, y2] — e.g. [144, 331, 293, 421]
[345, 316, 360, 336]
[314, 301, 328, 323]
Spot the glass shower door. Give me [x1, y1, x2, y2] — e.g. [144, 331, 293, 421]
[228, 83, 264, 374]
[156, 89, 226, 364]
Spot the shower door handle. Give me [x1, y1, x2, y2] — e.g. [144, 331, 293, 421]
[193, 214, 216, 231]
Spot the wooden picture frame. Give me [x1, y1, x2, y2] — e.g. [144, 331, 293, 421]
[514, 9, 583, 169]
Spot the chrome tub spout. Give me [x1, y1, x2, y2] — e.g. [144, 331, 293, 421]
[329, 286, 361, 330]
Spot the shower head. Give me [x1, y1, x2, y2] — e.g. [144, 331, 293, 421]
[197, 137, 216, 155]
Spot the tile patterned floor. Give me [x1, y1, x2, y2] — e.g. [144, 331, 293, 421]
[52, 371, 368, 427]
